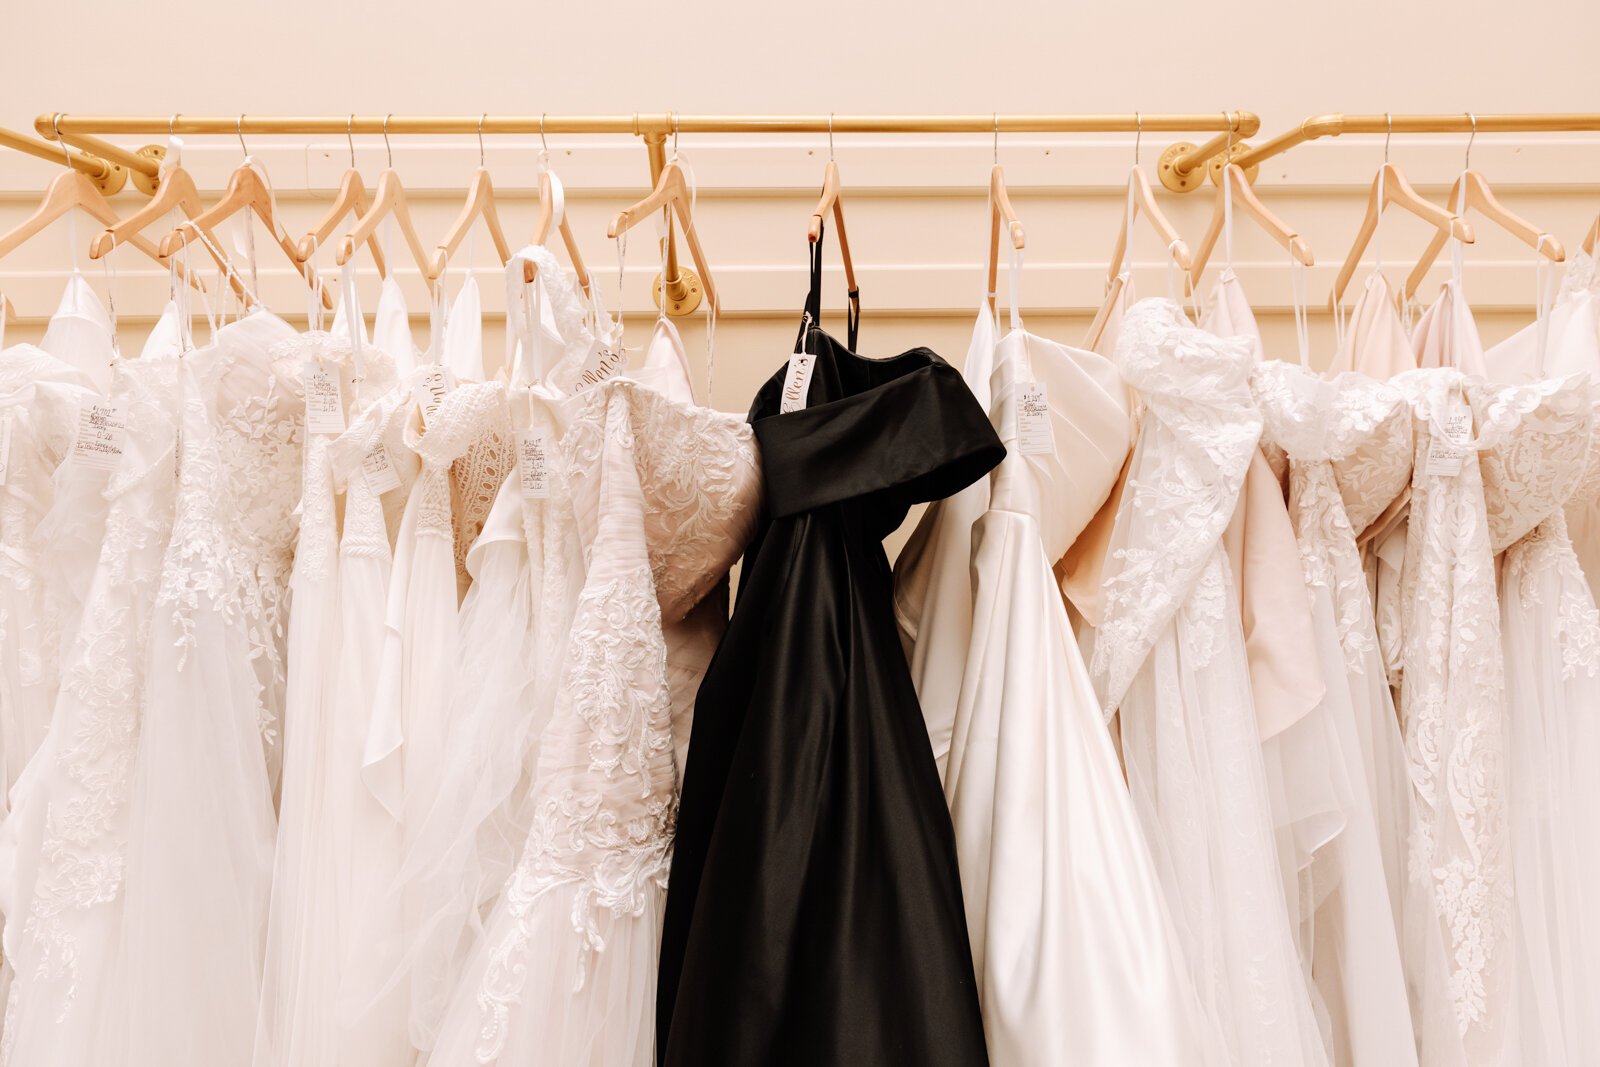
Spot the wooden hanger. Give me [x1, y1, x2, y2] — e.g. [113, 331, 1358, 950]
[159, 157, 331, 307]
[527, 170, 592, 293]
[1404, 170, 1562, 301]
[426, 117, 508, 282]
[0, 168, 192, 278]
[808, 155, 860, 319]
[1185, 164, 1313, 295]
[608, 158, 718, 316]
[1586, 212, 1599, 256]
[297, 171, 387, 277]
[1085, 164, 1192, 351]
[89, 163, 239, 298]
[1329, 162, 1472, 309]
[986, 163, 1024, 314]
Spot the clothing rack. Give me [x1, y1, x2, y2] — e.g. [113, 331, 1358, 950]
[0, 124, 129, 193]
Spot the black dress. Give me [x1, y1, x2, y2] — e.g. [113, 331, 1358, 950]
[657, 238, 1002, 1066]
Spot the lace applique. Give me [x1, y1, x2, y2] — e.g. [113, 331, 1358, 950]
[1092, 299, 1262, 717]
[1391, 368, 1514, 1041]
[1474, 374, 1593, 553]
[450, 427, 513, 590]
[1560, 249, 1599, 298]
[408, 380, 510, 544]
[1504, 510, 1600, 680]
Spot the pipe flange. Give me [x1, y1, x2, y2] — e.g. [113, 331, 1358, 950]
[1157, 142, 1208, 193]
[1209, 142, 1259, 186]
[653, 268, 704, 316]
[130, 144, 166, 195]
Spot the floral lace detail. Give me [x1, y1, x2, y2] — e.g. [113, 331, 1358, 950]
[407, 379, 509, 542]
[1391, 368, 1514, 1043]
[449, 427, 513, 590]
[1560, 249, 1599, 298]
[1254, 362, 1410, 672]
[1473, 373, 1593, 553]
[1092, 299, 1262, 717]
[5, 360, 179, 1049]
[1504, 509, 1600, 680]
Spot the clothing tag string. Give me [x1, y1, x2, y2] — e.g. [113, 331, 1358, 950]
[1290, 250, 1312, 370]
[1535, 233, 1556, 375]
[341, 259, 367, 387]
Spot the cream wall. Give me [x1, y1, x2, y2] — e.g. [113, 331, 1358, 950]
[1, 0, 1597, 420]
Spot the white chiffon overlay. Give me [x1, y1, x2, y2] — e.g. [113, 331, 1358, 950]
[1092, 298, 1331, 1067]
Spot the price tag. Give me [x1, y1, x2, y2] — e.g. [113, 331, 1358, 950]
[1016, 381, 1053, 456]
[1423, 394, 1473, 478]
[72, 401, 126, 471]
[779, 349, 816, 414]
[417, 365, 452, 426]
[572, 344, 629, 394]
[304, 362, 346, 435]
[361, 444, 402, 495]
[517, 431, 550, 499]
[0, 415, 12, 487]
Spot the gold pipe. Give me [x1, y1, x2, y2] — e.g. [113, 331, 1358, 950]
[38, 112, 1258, 137]
[1163, 110, 1260, 177]
[0, 124, 113, 181]
[52, 131, 161, 179]
[638, 131, 692, 307]
[1231, 112, 1600, 171]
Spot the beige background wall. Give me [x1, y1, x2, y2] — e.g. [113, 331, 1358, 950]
[2, 0, 1597, 417]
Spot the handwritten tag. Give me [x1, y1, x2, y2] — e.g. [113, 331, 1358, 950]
[304, 363, 346, 435]
[417, 366, 452, 426]
[72, 401, 125, 471]
[0, 416, 12, 486]
[1016, 381, 1052, 456]
[779, 349, 816, 414]
[572, 344, 629, 394]
[361, 444, 402, 495]
[517, 431, 550, 499]
[1423, 395, 1473, 478]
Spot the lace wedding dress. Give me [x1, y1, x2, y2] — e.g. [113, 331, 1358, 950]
[1091, 298, 1330, 1067]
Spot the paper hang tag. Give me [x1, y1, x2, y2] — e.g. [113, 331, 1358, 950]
[517, 431, 551, 499]
[779, 349, 817, 414]
[1015, 381, 1053, 456]
[571, 343, 629, 394]
[417, 365, 453, 427]
[361, 444, 403, 496]
[72, 401, 126, 471]
[0, 416, 12, 486]
[1423, 394, 1473, 479]
[303, 361, 347, 435]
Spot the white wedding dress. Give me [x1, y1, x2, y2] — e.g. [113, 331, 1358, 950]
[898, 293, 1212, 1065]
[1092, 298, 1330, 1067]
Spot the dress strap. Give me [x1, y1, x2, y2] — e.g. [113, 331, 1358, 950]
[800, 219, 860, 352]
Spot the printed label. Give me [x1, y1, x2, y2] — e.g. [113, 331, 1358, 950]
[517, 431, 550, 499]
[779, 349, 816, 414]
[1423, 395, 1473, 478]
[361, 444, 402, 495]
[304, 362, 346, 435]
[572, 344, 629, 394]
[73, 401, 126, 471]
[418, 365, 452, 426]
[1016, 381, 1053, 456]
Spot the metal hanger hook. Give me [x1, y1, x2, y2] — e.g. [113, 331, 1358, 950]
[346, 114, 356, 169]
[382, 114, 393, 168]
[1383, 112, 1392, 164]
[671, 111, 680, 156]
[1224, 110, 1235, 161]
[828, 113, 835, 162]
[993, 112, 999, 166]
[1465, 112, 1477, 171]
[237, 114, 249, 158]
[50, 113, 72, 170]
[539, 113, 549, 156]
[170, 113, 180, 138]
[477, 113, 487, 168]
[1133, 111, 1142, 168]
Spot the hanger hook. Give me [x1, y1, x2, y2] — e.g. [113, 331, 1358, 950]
[346, 114, 356, 169]
[477, 113, 487, 168]
[170, 113, 180, 138]
[539, 113, 550, 156]
[382, 114, 393, 168]
[828, 113, 835, 162]
[49, 113, 73, 170]
[1133, 111, 1142, 168]
[993, 112, 999, 166]
[1383, 112, 1392, 164]
[1464, 112, 1477, 171]
[238, 114, 249, 158]
[671, 111, 680, 157]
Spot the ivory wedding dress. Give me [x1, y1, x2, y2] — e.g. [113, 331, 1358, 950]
[898, 290, 1211, 1065]
[1091, 297, 1330, 1067]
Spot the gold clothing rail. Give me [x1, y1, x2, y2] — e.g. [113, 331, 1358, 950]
[0, 124, 127, 193]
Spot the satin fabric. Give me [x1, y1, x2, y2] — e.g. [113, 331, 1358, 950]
[658, 252, 1002, 1065]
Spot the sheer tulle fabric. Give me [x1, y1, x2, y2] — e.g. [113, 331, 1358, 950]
[1093, 298, 1331, 1067]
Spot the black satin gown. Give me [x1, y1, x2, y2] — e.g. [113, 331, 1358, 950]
[657, 243, 1003, 1066]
